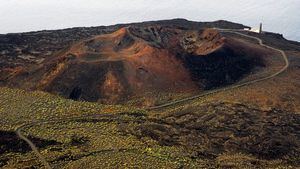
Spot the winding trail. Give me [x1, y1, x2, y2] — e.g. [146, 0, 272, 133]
[15, 29, 289, 169]
[16, 122, 52, 169]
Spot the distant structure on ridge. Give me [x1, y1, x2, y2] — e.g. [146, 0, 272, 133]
[259, 23, 263, 34]
[244, 23, 263, 34]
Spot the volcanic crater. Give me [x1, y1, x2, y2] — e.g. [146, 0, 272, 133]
[5, 26, 269, 104]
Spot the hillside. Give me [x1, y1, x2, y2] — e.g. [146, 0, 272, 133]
[0, 87, 299, 168]
[1, 19, 300, 168]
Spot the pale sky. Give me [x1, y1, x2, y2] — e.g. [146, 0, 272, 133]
[0, 0, 299, 41]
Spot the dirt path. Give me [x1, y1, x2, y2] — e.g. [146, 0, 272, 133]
[16, 122, 52, 169]
[15, 30, 289, 169]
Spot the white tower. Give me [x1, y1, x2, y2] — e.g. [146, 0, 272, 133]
[259, 23, 263, 34]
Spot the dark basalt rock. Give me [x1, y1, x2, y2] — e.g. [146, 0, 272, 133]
[0, 130, 59, 154]
[130, 103, 300, 160]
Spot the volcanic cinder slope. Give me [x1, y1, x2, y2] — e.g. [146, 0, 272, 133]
[1, 26, 270, 104]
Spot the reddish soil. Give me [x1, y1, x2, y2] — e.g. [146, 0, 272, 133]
[3, 26, 271, 104]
